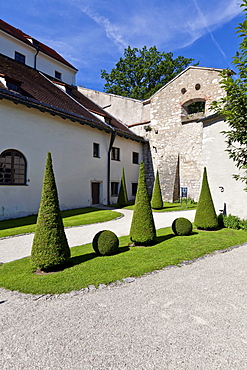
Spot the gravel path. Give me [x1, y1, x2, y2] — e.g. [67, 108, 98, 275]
[1, 208, 246, 369]
[1, 244, 246, 369]
[0, 209, 196, 263]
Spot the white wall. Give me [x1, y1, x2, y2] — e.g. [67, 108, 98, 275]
[0, 100, 142, 219]
[0, 31, 76, 85]
[109, 135, 143, 203]
[202, 118, 247, 219]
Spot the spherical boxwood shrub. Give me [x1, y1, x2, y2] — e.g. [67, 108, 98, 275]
[93, 230, 119, 256]
[172, 217, 192, 236]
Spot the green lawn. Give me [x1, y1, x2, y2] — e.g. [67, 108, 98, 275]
[0, 207, 122, 238]
[1, 227, 246, 295]
[125, 201, 197, 212]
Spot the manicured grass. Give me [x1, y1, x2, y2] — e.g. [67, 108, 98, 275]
[0, 207, 122, 238]
[125, 201, 197, 212]
[1, 227, 246, 295]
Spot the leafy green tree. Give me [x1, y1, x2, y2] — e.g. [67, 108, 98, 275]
[101, 46, 197, 100]
[211, 1, 247, 187]
[130, 162, 156, 245]
[151, 170, 163, 209]
[194, 168, 218, 230]
[31, 152, 70, 271]
[117, 168, 128, 206]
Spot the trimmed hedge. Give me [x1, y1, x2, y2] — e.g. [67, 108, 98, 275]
[130, 162, 156, 245]
[93, 230, 119, 256]
[31, 152, 70, 271]
[194, 167, 219, 230]
[172, 217, 192, 236]
[151, 170, 163, 209]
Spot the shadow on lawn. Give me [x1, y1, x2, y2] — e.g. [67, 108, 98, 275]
[69, 246, 130, 266]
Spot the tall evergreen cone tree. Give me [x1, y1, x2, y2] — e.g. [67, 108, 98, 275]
[194, 167, 219, 230]
[130, 162, 156, 245]
[117, 168, 128, 206]
[31, 152, 70, 271]
[151, 170, 163, 209]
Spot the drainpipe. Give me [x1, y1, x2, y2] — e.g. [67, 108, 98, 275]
[107, 129, 116, 205]
[34, 47, 40, 70]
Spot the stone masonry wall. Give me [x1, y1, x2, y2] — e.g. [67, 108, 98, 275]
[130, 67, 225, 202]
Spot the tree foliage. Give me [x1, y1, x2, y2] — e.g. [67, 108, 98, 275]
[211, 1, 247, 187]
[129, 162, 156, 245]
[117, 168, 128, 206]
[101, 46, 196, 100]
[194, 168, 218, 230]
[151, 170, 163, 209]
[31, 152, 70, 271]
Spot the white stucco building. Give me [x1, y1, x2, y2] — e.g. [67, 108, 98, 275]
[0, 19, 246, 220]
[0, 20, 144, 220]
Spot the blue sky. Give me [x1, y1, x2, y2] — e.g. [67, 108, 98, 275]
[1, 0, 245, 91]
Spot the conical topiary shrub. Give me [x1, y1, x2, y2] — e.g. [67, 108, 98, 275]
[151, 170, 163, 209]
[31, 152, 70, 271]
[194, 167, 219, 230]
[129, 162, 156, 245]
[117, 168, 128, 206]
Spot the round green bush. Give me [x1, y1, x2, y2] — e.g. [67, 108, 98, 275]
[172, 217, 192, 236]
[92, 230, 119, 256]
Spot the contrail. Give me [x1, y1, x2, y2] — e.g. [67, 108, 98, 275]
[192, 0, 230, 66]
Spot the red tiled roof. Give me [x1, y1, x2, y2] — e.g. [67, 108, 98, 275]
[0, 54, 144, 141]
[0, 19, 77, 71]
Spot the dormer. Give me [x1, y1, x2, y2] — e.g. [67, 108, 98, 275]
[0, 19, 78, 86]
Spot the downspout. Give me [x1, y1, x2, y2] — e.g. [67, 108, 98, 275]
[107, 129, 116, 205]
[34, 47, 40, 70]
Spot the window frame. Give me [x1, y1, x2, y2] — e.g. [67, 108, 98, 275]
[132, 182, 138, 196]
[111, 182, 119, 197]
[93, 143, 100, 158]
[55, 70, 62, 80]
[15, 51, 26, 64]
[0, 149, 27, 185]
[111, 147, 120, 161]
[132, 152, 139, 164]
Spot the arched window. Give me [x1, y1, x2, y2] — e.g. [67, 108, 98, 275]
[0, 149, 27, 185]
[181, 99, 206, 123]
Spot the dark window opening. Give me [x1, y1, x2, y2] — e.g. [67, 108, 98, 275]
[15, 51, 25, 64]
[93, 143, 100, 158]
[7, 81, 20, 92]
[55, 71, 62, 80]
[111, 147, 120, 161]
[187, 101, 205, 114]
[0, 149, 27, 185]
[132, 183, 138, 196]
[132, 152, 139, 164]
[111, 182, 119, 196]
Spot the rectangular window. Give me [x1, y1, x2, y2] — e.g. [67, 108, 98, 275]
[93, 143, 100, 158]
[55, 71, 62, 80]
[132, 152, 139, 164]
[132, 183, 138, 196]
[111, 182, 119, 196]
[15, 51, 25, 64]
[111, 147, 120, 161]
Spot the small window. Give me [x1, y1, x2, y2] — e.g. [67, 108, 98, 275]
[55, 71, 62, 80]
[111, 147, 120, 161]
[0, 149, 27, 185]
[93, 143, 100, 158]
[7, 81, 20, 92]
[132, 152, 139, 164]
[15, 51, 25, 64]
[111, 182, 119, 196]
[132, 183, 138, 196]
